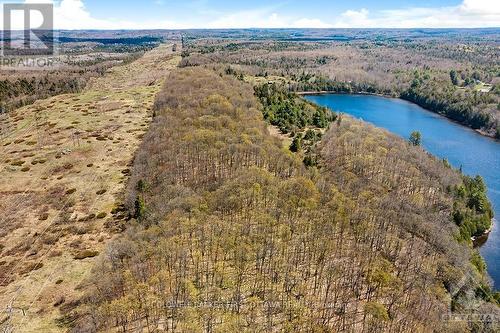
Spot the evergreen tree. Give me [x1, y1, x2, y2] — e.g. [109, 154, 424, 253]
[450, 70, 459, 86]
[409, 131, 422, 146]
[290, 133, 302, 152]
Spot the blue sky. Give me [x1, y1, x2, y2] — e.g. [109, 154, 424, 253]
[1, 0, 499, 29]
[81, 0, 460, 23]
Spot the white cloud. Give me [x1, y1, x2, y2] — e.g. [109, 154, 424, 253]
[460, 0, 499, 15]
[334, 0, 500, 28]
[335, 8, 370, 27]
[1, 0, 188, 30]
[207, 10, 287, 29]
[52, 0, 188, 29]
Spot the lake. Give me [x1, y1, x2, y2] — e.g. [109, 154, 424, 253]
[305, 94, 500, 288]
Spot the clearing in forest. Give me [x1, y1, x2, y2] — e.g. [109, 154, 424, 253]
[0, 44, 180, 332]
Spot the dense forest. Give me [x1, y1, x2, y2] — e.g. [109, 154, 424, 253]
[254, 83, 334, 134]
[179, 37, 500, 139]
[69, 67, 499, 332]
[1, 72, 86, 113]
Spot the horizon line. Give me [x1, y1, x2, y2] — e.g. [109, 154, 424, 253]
[2, 27, 500, 32]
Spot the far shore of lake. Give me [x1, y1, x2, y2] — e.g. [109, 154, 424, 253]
[298, 91, 499, 141]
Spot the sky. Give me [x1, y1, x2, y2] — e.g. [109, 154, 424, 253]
[0, 0, 499, 30]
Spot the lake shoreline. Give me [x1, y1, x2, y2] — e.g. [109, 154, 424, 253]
[305, 93, 500, 288]
[298, 91, 499, 141]
[472, 224, 494, 248]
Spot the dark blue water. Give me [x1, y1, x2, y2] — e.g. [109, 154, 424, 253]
[305, 94, 500, 287]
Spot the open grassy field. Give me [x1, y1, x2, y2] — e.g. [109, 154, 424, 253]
[0, 43, 180, 332]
